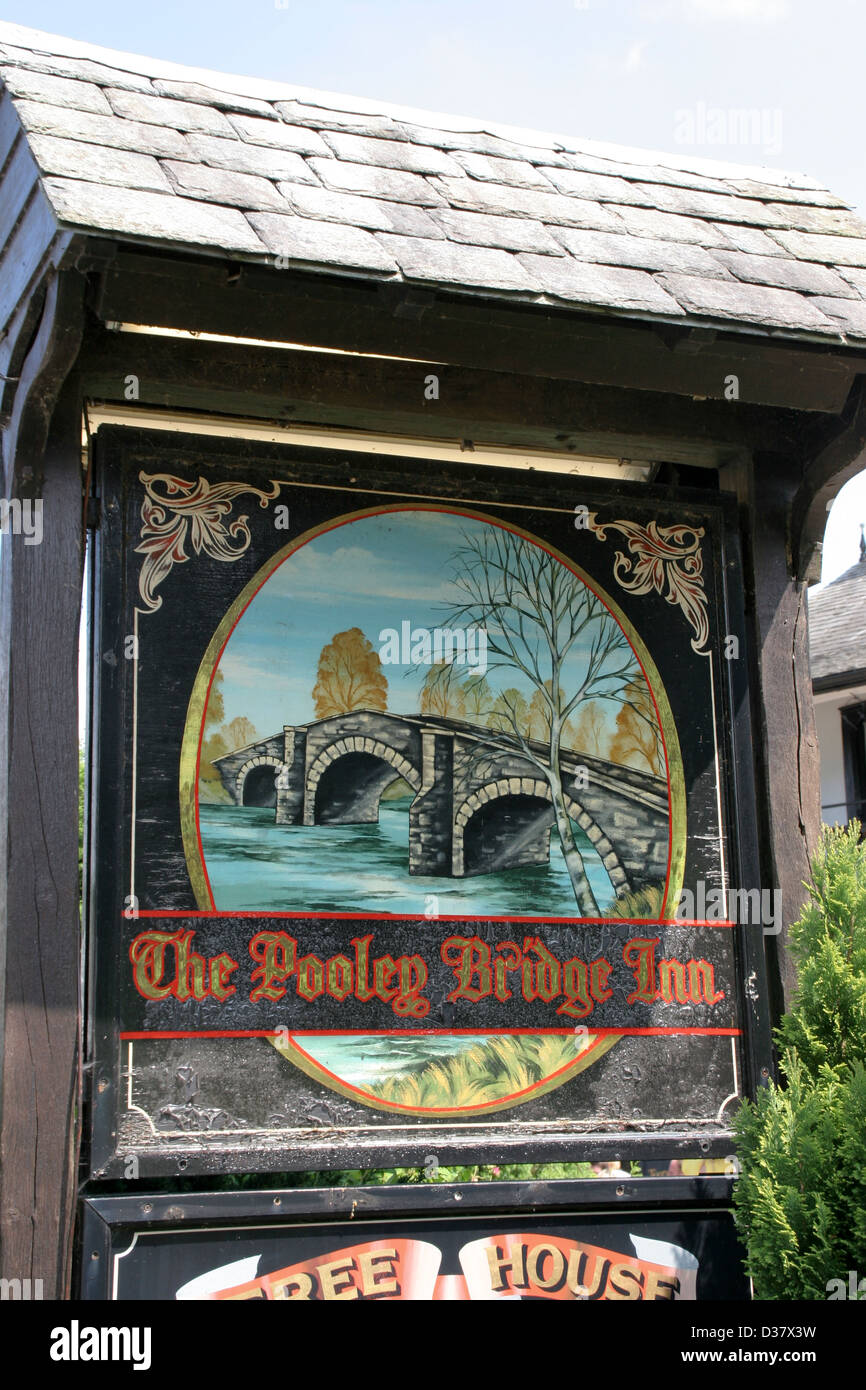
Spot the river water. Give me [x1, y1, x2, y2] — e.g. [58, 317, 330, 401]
[199, 798, 616, 917]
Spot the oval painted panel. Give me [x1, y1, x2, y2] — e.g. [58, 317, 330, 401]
[181, 505, 685, 1116]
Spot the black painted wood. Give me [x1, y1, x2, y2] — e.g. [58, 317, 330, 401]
[0, 360, 84, 1299]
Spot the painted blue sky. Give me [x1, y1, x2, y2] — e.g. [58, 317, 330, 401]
[212, 508, 641, 742]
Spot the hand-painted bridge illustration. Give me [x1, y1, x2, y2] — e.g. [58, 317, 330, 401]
[211, 709, 670, 891]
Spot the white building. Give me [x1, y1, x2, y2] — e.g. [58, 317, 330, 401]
[809, 535, 866, 828]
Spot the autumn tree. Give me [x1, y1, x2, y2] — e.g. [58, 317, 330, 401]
[572, 699, 609, 758]
[462, 673, 493, 723]
[489, 688, 529, 737]
[420, 660, 467, 719]
[609, 678, 663, 776]
[205, 669, 225, 730]
[200, 670, 228, 791]
[313, 627, 388, 717]
[527, 681, 578, 748]
[446, 527, 641, 915]
[224, 715, 259, 750]
[200, 730, 229, 789]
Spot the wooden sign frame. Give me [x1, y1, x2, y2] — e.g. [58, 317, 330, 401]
[84, 423, 773, 1179]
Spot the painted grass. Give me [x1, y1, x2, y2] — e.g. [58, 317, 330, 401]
[369, 1032, 594, 1109]
[603, 881, 666, 919]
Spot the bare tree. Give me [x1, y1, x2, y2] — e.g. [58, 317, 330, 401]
[446, 527, 643, 914]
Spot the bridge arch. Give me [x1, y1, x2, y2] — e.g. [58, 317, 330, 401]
[452, 777, 630, 892]
[235, 755, 285, 807]
[304, 735, 422, 825]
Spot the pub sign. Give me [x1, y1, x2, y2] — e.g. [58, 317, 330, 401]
[86, 426, 768, 1176]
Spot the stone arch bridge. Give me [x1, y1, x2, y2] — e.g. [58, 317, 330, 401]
[212, 709, 670, 893]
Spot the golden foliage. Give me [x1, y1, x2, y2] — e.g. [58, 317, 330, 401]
[488, 687, 529, 736]
[420, 660, 466, 719]
[204, 668, 225, 729]
[572, 699, 609, 758]
[312, 627, 388, 717]
[609, 678, 663, 775]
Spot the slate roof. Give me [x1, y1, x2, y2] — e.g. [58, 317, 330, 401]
[4, 21, 866, 344]
[809, 546, 866, 685]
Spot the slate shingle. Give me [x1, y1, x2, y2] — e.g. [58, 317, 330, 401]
[369, 202, 446, 238]
[376, 234, 540, 292]
[275, 100, 407, 141]
[714, 223, 785, 256]
[633, 182, 794, 228]
[764, 205, 866, 238]
[431, 208, 564, 254]
[563, 150, 735, 195]
[770, 230, 866, 268]
[655, 273, 837, 331]
[809, 563, 866, 681]
[519, 254, 684, 315]
[13, 98, 191, 157]
[540, 166, 656, 206]
[248, 211, 398, 272]
[807, 297, 866, 337]
[308, 158, 445, 205]
[0, 66, 112, 114]
[28, 132, 172, 192]
[610, 204, 733, 248]
[276, 182, 396, 229]
[736, 179, 848, 208]
[321, 130, 461, 176]
[226, 112, 329, 157]
[152, 79, 275, 118]
[273, 184, 444, 237]
[429, 175, 625, 230]
[451, 151, 558, 190]
[0, 41, 156, 91]
[551, 227, 729, 277]
[105, 88, 236, 137]
[162, 159, 289, 210]
[44, 175, 265, 252]
[837, 267, 866, 295]
[711, 249, 855, 297]
[187, 131, 319, 183]
[398, 121, 563, 163]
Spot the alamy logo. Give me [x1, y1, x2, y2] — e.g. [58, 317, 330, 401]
[0, 497, 42, 545]
[50, 1321, 152, 1370]
[378, 622, 488, 676]
[826, 1270, 866, 1300]
[0, 1277, 43, 1299]
[674, 102, 783, 156]
[676, 882, 782, 935]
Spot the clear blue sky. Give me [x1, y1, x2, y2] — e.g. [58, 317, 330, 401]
[9, 0, 865, 576]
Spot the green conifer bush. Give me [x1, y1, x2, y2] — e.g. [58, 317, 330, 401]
[733, 823, 866, 1299]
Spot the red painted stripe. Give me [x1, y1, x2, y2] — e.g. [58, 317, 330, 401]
[125, 910, 737, 927]
[120, 1026, 742, 1040]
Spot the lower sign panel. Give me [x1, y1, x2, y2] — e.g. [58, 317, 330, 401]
[80, 1182, 749, 1301]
